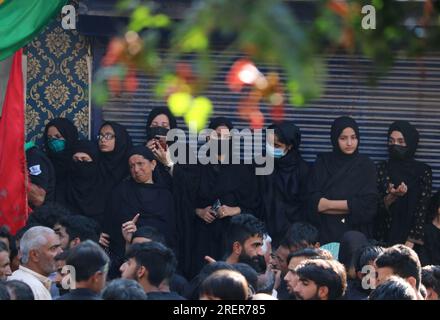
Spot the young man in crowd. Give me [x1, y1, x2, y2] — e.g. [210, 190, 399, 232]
[421, 265, 440, 300]
[375, 244, 423, 299]
[293, 259, 347, 300]
[57, 240, 109, 300]
[120, 241, 185, 300]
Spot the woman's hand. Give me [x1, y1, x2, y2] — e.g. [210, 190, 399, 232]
[196, 206, 216, 224]
[217, 205, 241, 218]
[388, 182, 408, 197]
[151, 140, 172, 166]
[318, 198, 329, 212]
[121, 213, 140, 244]
[99, 233, 110, 248]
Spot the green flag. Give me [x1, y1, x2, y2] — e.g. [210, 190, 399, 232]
[0, 0, 68, 61]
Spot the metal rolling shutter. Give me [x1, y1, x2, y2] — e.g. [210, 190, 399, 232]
[100, 50, 440, 188]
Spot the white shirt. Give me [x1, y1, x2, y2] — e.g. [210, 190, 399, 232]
[9, 265, 52, 300]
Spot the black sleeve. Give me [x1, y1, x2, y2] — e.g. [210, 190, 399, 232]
[408, 166, 432, 244]
[26, 148, 56, 201]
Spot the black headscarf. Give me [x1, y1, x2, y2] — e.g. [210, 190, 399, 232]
[146, 107, 177, 141]
[43, 117, 79, 203]
[208, 117, 234, 130]
[308, 116, 377, 244]
[388, 120, 419, 159]
[127, 145, 156, 161]
[261, 121, 310, 246]
[324, 116, 360, 175]
[387, 120, 420, 187]
[98, 121, 132, 183]
[65, 140, 102, 220]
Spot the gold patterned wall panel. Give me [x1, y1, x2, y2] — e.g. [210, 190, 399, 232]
[25, 1, 89, 145]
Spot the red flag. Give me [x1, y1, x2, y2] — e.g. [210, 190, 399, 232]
[0, 49, 28, 235]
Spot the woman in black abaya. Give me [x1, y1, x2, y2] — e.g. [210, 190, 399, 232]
[259, 121, 310, 247]
[43, 117, 79, 204]
[375, 120, 432, 248]
[103, 146, 175, 277]
[65, 140, 102, 222]
[189, 117, 260, 277]
[307, 116, 378, 245]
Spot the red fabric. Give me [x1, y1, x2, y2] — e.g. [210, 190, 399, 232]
[0, 49, 28, 235]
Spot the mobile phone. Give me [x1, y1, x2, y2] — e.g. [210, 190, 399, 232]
[156, 138, 168, 151]
[212, 199, 221, 217]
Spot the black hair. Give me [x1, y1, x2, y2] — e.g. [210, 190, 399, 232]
[281, 222, 319, 251]
[224, 214, 265, 257]
[286, 248, 331, 265]
[295, 259, 347, 300]
[0, 282, 11, 300]
[59, 215, 100, 244]
[183, 261, 235, 300]
[354, 245, 385, 274]
[369, 276, 417, 300]
[375, 244, 421, 289]
[65, 240, 109, 282]
[5, 280, 34, 300]
[131, 226, 165, 245]
[26, 202, 72, 228]
[126, 242, 177, 287]
[102, 279, 147, 300]
[233, 263, 258, 295]
[0, 226, 12, 247]
[256, 270, 276, 294]
[421, 265, 440, 296]
[0, 241, 8, 253]
[199, 270, 248, 300]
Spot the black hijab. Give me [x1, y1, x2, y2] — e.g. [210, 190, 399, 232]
[98, 121, 132, 183]
[387, 120, 420, 187]
[324, 116, 360, 175]
[208, 117, 233, 131]
[65, 140, 102, 220]
[127, 145, 168, 185]
[269, 121, 302, 169]
[44, 117, 79, 175]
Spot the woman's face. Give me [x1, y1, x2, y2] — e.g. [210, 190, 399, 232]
[73, 152, 93, 162]
[388, 130, 407, 147]
[269, 133, 291, 153]
[150, 114, 170, 129]
[129, 154, 156, 183]
[98, 125, 116, 152]
[47, 126, 64, 140]
[338, 127, 358, 155]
